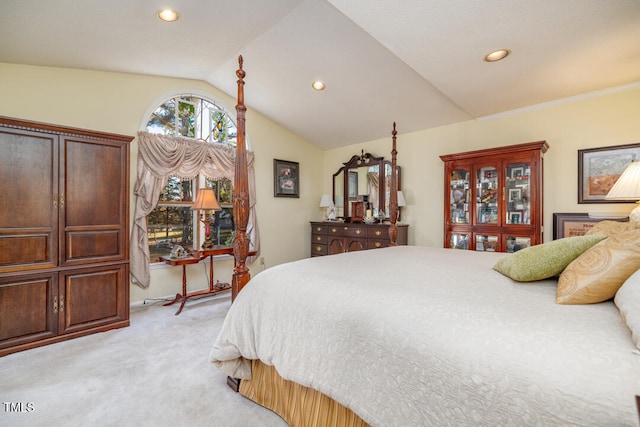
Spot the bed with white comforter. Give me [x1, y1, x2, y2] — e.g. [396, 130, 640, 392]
[211, 246, 640, 426]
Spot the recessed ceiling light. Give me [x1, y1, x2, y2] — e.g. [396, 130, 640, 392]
[157, 9, 180, 22]
[484, 49, 511, 62]
[311, 80, 326, 91]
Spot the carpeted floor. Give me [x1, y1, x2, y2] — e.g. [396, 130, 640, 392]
[0, 294, 288, 427]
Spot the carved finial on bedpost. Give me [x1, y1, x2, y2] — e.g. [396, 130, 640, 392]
[236, 55, 245, 107]
[232, 55, 250, 301]
[389, 122, 399, 246]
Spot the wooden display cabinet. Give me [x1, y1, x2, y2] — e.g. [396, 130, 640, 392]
[440, 141, 548, 252]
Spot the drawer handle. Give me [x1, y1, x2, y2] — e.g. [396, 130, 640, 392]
[316, 246, 322, 252]
[316, 227, 322, 232]
[316, 236, 322, 241]
[375, 230, 381, 236]
[375, 242, 381, 247]
[356, 229, 361, 235]
[331, 228, 337, 233]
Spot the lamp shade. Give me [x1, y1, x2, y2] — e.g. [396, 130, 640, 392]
[191, 188, 221, 211]
[397, 191, 407, 207]
[319, 194, 334, 207]
[605, 162, 640, 200]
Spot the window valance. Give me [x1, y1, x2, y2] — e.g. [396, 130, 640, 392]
[130, 131, 259, 288]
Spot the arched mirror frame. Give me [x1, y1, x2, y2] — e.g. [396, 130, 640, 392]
[332, 152, 401, 220]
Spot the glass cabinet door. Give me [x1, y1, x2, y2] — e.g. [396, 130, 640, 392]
[475, 234, 499, 252]
[505, 236, 531, 253]
[505, 161, 530, 225]
[476, 166, 498, 224]
[449, 168, 470, 224]
[450, 233, 469, 250]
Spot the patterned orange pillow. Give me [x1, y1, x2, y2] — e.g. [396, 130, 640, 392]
[585, 220, 639, 237]
[557, 230, 640, 304]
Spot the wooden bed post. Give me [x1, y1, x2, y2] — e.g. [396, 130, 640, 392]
[388, 122, 398, 246]
[232, 55, 251, 302]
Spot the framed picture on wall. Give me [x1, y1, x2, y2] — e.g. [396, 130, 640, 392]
[274, 159, 299, 198]
[578, 143, 640, 203]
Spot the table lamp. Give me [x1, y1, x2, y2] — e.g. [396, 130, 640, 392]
[605, 161, 640, 221]
[192, 188, 221, 248]
[319, 194, 336, 221]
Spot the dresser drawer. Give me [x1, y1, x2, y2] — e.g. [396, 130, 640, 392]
[311, 243, 327, 256]
[312, 224, 328, 235]
[312, 234, 327, 244]
[329, 226, 366, 238]
[367, 227, 388, 240]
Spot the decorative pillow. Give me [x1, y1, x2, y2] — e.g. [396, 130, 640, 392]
[492, 235, 607, 282]
[557, 230, 640, 304]
[585, 219, 639, 237]
[615, 269, 640, 350]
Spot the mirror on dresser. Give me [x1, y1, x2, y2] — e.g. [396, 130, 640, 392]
[332, 150, 401, 221]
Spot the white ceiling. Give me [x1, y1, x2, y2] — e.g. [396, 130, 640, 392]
[1, 0, 639, 149]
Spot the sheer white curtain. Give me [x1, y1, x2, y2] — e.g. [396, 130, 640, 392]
[130, 131, 259, 288]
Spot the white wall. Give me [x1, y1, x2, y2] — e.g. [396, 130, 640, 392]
[0, 62, 323, 304]
[322, 86, 640, 247]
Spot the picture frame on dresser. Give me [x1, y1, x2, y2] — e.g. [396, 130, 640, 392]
[274, 159, 299, 198]
[552, 212, 628, 240]
[578, 143, 640, 203]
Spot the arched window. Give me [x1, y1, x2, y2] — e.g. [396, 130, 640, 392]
[144, 95, 237, 263]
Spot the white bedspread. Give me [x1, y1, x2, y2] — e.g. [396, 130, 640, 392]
[211, 246, 640, 426]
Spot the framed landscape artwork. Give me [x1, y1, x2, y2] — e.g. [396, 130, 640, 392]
[578, 143, 640, 203]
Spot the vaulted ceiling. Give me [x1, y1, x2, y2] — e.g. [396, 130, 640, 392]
[1, 0, 639, 149]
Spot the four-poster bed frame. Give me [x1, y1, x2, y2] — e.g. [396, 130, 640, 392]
[220, 56, 640, 427]
[227, 56, 397, 425]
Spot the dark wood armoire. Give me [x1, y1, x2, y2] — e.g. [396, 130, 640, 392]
[0, 117, 132, 356]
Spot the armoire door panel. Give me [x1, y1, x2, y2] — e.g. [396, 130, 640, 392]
[0, 127, 58, 273]
[0, 274, 57, 347]
[63, 138, 125, 227]
[0, 129, 57, 228]
[61, 136, 128, 265]
[65, 230, 121, 263]
[0, 234, 52, 271]
[60, 264, 127, 334]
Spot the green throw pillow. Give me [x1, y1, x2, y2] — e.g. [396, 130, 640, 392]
[493, 234, 607, 282]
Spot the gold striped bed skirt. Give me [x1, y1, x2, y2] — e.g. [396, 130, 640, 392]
[239, 359, 370, 427]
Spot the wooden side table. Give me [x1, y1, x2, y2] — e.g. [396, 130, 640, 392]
[160, 246, 256, 315]
[160, 255, 204, 315]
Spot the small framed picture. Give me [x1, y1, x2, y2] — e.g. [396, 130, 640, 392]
[510, 167, 524, 179]
[274, 159, 299, 198]
[508, 188, 521, 202]
[509, 212, 523, 224]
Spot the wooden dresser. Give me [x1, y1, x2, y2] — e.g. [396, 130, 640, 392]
[0, 117, 132, 356]
[310, 222, 408, 257]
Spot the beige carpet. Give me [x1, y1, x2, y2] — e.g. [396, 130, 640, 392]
[0, 294, 287, 427]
